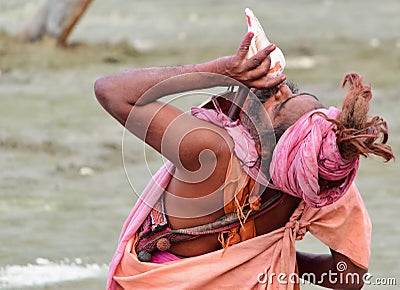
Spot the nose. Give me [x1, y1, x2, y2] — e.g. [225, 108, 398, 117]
[275, 84, 292, 101]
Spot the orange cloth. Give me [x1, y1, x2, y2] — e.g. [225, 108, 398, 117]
[219, 155, 257, 248]
[113, 155, 371, 289]
[114, 184, 370, 289]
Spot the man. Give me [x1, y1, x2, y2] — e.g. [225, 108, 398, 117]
[95, 32, 394, 289]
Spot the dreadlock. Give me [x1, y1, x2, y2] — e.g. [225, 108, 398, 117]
[318, 73, 395, 161]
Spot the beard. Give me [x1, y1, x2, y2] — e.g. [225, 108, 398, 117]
[239, 97, 276, 178]
[238, 81, 300, 177]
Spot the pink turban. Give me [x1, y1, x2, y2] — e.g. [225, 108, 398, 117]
[270, 107, 359, 207]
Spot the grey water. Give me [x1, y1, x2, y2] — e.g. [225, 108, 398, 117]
[0, 0, 399, 289]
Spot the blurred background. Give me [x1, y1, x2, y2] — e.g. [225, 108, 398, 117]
[0, 0, 399, 289]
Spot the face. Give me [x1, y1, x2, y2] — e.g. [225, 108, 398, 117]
[261, 84, 323, 129]
[239, 83, 324, 176]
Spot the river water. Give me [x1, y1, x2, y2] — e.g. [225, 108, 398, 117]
[0, 0, 399, 289]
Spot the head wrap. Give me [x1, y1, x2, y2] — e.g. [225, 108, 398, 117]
[270, 107, 359, 207]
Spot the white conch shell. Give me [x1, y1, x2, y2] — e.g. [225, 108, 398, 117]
[245, 8, 285, 77]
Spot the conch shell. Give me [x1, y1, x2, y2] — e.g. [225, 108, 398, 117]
[245, 8, 285, 77]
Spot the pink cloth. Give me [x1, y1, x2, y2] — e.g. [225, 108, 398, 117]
[107, 105, 267, 290]
[107, 162, 175, 290]
[270, 107, 360, 208]
[191, 100, 271, 186]
[150, 251, 181, 263]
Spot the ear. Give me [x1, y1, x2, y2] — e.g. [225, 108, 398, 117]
[259, 138, 276, 179]
[255, 141, 262, 155]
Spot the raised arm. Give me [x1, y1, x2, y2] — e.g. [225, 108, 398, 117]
[94, 32, 285, 125]
[94, 33, 285, 171]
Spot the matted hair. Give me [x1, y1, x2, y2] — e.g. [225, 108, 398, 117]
[316, 73, 394, 162]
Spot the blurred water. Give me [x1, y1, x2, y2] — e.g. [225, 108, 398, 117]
[0, 0, 399, 289]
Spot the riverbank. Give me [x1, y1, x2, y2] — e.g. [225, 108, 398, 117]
[1, 1, 399, 288]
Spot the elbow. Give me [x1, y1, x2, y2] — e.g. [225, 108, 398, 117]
[345, 262, 368, 289]
[94, 77, 111, 110]
[334, 267, 367, 289]
[350, 267, 367, 290]
[94, 76, 130, 125]
[94, 76, 124, 118]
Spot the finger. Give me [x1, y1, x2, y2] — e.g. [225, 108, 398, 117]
[246, 43, 275, 70]
[246, 56, 271, 78]
[236, 32, 254, 59]
[258, 43, 276, 58]
[250, 74, 286, 89]
[264, 74, 286, 88]
[246, 56, 273, 80]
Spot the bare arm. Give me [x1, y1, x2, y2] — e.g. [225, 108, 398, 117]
[94, 33, 285, 171]
[94, 33, 285, 125]
[296, 249, 367, 289]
